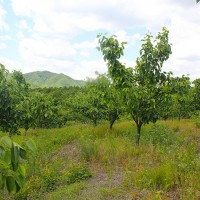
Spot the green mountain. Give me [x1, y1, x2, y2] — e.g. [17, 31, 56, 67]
[23, 71, 85, 88]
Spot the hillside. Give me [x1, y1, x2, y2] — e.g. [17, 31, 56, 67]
[23, 71, 85, 88]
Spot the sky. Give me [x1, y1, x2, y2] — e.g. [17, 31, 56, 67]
[0, 0, 200, 81]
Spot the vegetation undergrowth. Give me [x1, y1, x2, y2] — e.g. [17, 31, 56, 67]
[0, 119, 199, 199]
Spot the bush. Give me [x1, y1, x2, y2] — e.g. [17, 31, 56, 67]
[41, 167, 60, 192]
[191, 112, 200, 128]
[64, 164, 92, 184]
[144, 124, 175, 146]
[14, 176, 42, 200]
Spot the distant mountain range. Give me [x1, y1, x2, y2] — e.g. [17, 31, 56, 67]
[23, 71, 85, 88]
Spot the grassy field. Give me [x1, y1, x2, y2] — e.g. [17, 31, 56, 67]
[1, 119, 200, 200]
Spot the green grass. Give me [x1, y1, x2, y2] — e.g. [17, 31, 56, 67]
[1, 119, 200, 199]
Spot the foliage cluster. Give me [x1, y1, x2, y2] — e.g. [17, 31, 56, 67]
[64, 164, 92, 185]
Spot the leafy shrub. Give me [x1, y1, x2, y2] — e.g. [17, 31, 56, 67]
[191, 113, 200, 128]
[144, 124, 175, 146]
[41, 166, 60, 192]
[14, 176, 42, 200]
[174, 143, 200, 185]
[0, 136, 37, 194]
[64, 164, 92, 184]
[194, 120, 200, 128]
[15, 160, 64, 198]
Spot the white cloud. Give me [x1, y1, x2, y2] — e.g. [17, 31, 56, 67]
[6, 0, 200, 80]
[19, 36, 76, 61]
[68, 59, 107, 80]
[169, 18, 200, 60]
[80, 51, 90, 57]
[11, 0, 174, 35]
[0, 35, 11, 41]
[115, 30, 143, 47]
[0, 42, 6, 49]
[0, 57, 22, 72]
[120, 58, 136, 69]
[0, 6, 9, 30]
[17, 19, 29, 29]
[73, 39, 97, 49]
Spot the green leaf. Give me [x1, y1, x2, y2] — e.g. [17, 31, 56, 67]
[0, 146, 5, 159]
[0, 174, 4, 189]
[11, 144, 19, 167]
[18, 164, 26, 178]
[26, 139, 37, 153]
[6, 176, 16, 194]
[0, 136, 12, 148]
[15, 174, 24, 189]
[4, 150, 11, 165]
[0, 159, 9, 169]
[15, 181, 21, 193]
[19, 148, 26, 159]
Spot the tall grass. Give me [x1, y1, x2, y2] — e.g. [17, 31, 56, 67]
[1, 119, 200, 199]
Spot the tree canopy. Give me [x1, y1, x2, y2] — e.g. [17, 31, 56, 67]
[98, 27, 172, 144]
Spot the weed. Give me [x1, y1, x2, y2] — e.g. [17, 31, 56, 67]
[134, 164, 175, 191]
[122, 170, 135, 189]
[41, 166, 61, 192]
[98, 187, 123, 198]
[172, 125, 180, 133]
[191, 113, 200, 129]
[44, 182, 86, 200]
[64, 163, 92, 184]
[79, 138, 99, 161]
[1, 120, 200, 199]
[14, 176, 42, 200]
[144, 124, 175, 146]
[194, 120, 200, 128]
[173, 143, 200, 186]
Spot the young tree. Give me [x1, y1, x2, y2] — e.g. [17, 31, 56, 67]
[30, 93, 65, 129]
[0, 65, 29, 136]
[169, 76, 192, 119]
[0, 65, 37, 194]
[71, 74, 123, 128]
[98, 27, 172, 144]
[193, 78, 200, 112]
[97, 74, 124, 129]
[72, 77, 107, 126]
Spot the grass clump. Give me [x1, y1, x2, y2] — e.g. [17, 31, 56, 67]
[133, 164, 175, 191]
[193, 117, 200, 128]
[64, 163, 92, 185]
[79, 138, 99, 161]
[44, 182, 87, 200]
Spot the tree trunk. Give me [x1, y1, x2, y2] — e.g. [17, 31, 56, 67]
[25, 128, 28, 136]
[109, 118, 116, 130]
[178, 113, 181, 121]
[135, 120, 143, 145]
[109, 112, 118, 130]
[94, 119, 97, 127]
